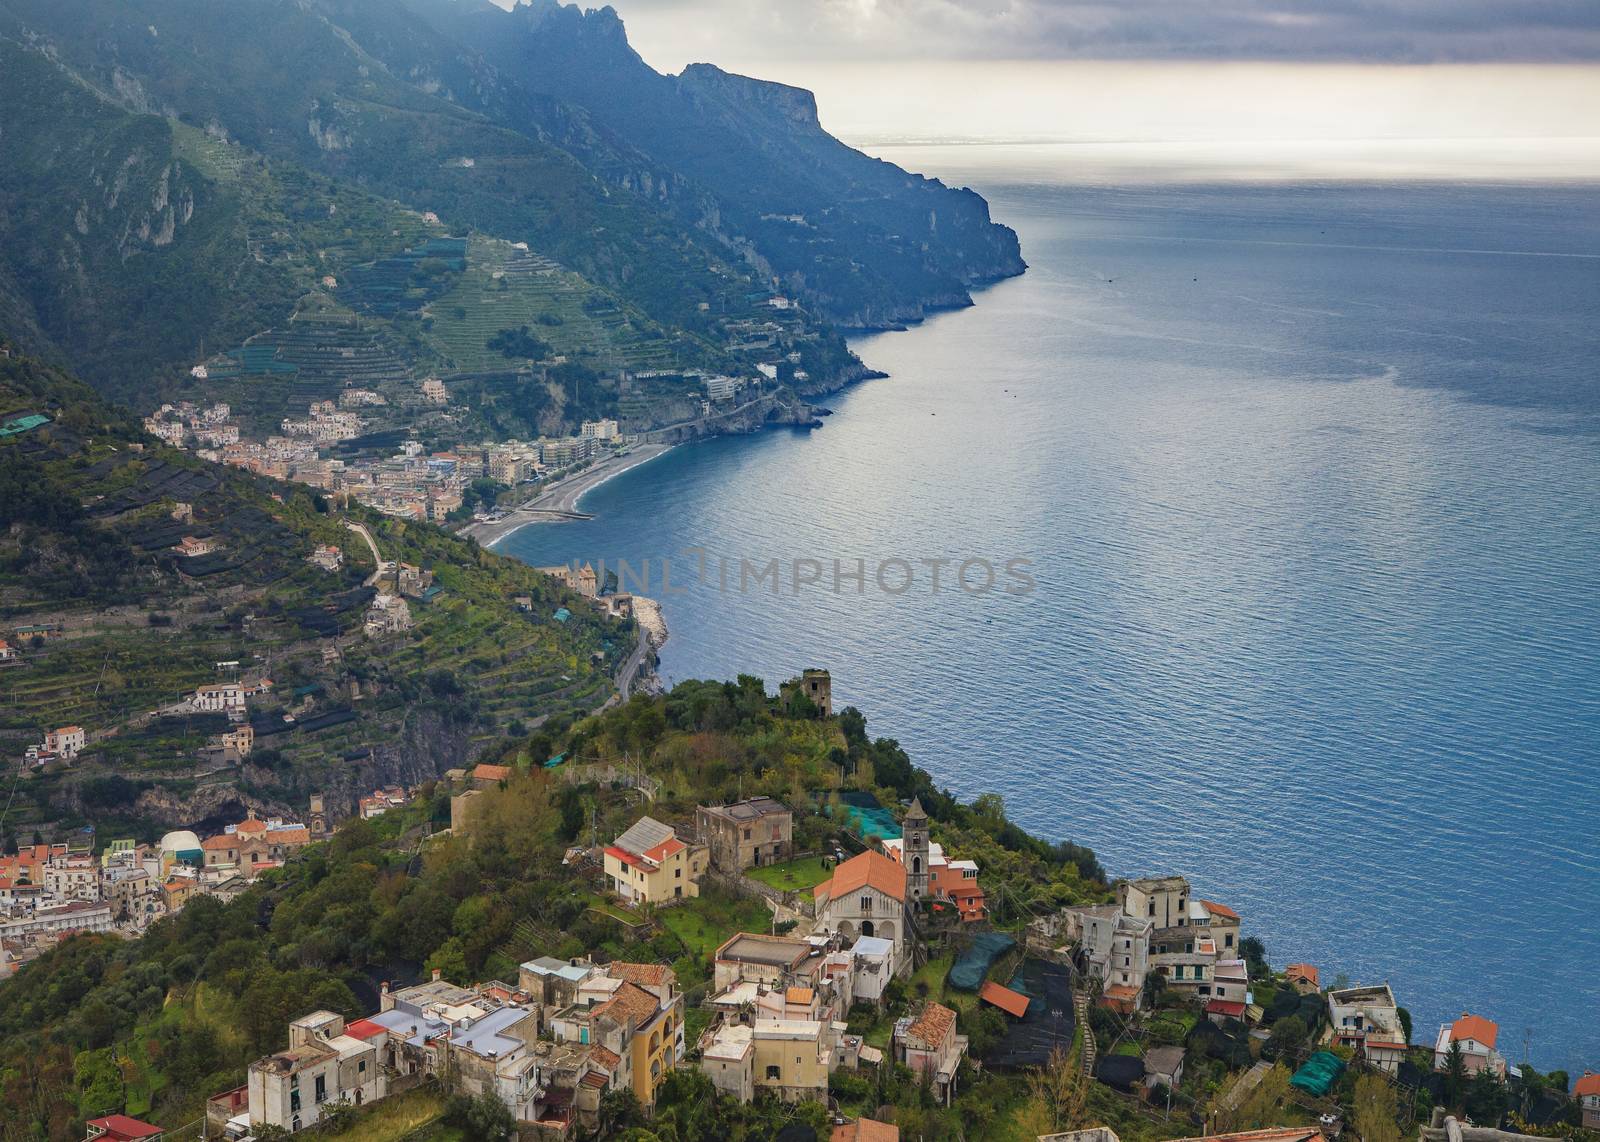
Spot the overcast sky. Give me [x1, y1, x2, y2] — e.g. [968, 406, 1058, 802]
[598, 0, 1600, 70]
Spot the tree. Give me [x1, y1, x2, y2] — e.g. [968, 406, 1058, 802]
[1352, 1073, 1402, 1142]
[1397, 1007, 1413, 1044]
[1240, 935, 1269, 979]
[1443, 1040, 1468, 1110]
[1269, 1015, 1308, 1059]
[1023, 1043, 1091, 1134]
[445, 1090, 515, 1141]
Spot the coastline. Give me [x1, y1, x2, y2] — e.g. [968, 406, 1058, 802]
[462, 442, 676, 549]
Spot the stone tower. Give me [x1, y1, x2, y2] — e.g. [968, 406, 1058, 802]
[902, 796, 930, 902]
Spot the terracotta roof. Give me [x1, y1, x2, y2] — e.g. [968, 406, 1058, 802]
[608, 962, 672, 989]
[1201, 899, 1240, 921]
[473, 763, 514, 783]
[832, 1119, 900, 1142]
[979, 980, 1030, 1019]
[1449, 1013, 1499, 1049]
[589, 1045, 621, 1070]
[597, 981, 660, 1029]
[1573, 1073, 1600, 1097]
[1206, 999, 1247, 1018]
[817, 850, 906, 906]
[1285, 963, 1319, 986]
[581, 1070, 609, 1089]
[267, 826, 311, 845]
[201, 835, 237, 851]
[234, 818, 267, 834]
[905, 1001, 957, 1048]
[643, 836, 686, 863]
[786, 986, 815, 1005]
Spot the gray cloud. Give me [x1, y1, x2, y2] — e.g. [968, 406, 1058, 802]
[600, 0, 1600, 63]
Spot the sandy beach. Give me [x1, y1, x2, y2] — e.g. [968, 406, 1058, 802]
[461, 443, 674, 548]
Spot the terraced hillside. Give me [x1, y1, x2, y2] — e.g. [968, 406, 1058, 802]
[0, 347, 628, 844]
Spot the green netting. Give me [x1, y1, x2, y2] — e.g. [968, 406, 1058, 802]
[827, 794, 901, 840]
[948, 931, 1015, 991]
[1290, 1050, 1347, 1096]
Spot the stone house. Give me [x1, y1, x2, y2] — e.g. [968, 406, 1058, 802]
[813, 851, 910, 976]
[603, 816, 706, 906]
[247, 1011, 385, 1133]
[696, 797, 793, 871]
[894, 1001, 966, 1105]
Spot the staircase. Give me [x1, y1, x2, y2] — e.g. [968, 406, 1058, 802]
[1074, 989, 1096, 1076]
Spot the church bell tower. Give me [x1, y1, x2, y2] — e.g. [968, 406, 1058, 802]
[903, 796, 930, 902]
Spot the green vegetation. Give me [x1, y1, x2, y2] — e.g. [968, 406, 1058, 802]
[657, 887, 771, 959]
[743, 854, 832, 897]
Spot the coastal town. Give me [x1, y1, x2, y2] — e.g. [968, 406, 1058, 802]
[12, 671, 1596, 1142]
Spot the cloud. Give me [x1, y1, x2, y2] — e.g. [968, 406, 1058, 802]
[600, 0, 1600, 68]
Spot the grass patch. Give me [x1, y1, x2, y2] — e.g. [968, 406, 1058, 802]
[657, 888, 771, 960]
[333, 1086, 448, 1142]
[744, 854, 831, 898]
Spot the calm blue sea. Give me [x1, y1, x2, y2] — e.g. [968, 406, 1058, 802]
[502, 153, 1600, 1070]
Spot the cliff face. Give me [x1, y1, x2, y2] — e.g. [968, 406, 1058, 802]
[401, 0, 1026, 328]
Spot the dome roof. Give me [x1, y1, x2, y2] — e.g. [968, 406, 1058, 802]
[160, 829, 203, 853]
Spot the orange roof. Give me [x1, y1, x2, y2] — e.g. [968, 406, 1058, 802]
[234, 818, 267, 834]
[345, 1018, 387, 1040]
[267, 826, 311, 846]
[1174, 1131, 1325, 1142]
[201, 836, 237, 851]
[905, 1001, 957, 1048]
[596, 981, 660, 1029]
[643, 836, 686, 863]
[608, 962, 672, 989]
[979, 980, 1030, 1018]
[786, 986, 815, 1005]
[817, 850, 906, 906]
[589, 1045, 621, 1070]
[1201, 899, 1240, 921]
[832, 1119, 900, 1142]
[1286, 963, 1320, 986]
[473, 763, 514, 783]
[1573, 1073, 1600, 1097]
[1449, 1013, 1499, 1049]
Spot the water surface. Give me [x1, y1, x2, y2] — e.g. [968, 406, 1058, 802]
[503, 159, 1600, 1068]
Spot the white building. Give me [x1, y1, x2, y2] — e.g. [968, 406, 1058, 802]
[247, 1011, 386, 1133]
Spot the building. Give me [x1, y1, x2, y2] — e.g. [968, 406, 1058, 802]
[1327, 984, 1408, 1072]
[420, 377, 448, 405]
[247, 1011, 386, 1132]
[696, 797, 793, 871]
[603, 817, 706, 905]
[1574, 1073, 1600, 1130]
[1118, 875, 1191, 928]
[308, 545, 344, 572]
[894, 1001, 966, 1105]
[0, 639, 18, 662]
[780, 668, 832, 716]
[0, 900, 114, 940]
[550, 974, 681, 1109]
[712, 933, 817, 994]
[833, 1118, 899, 1142]
[1032, 903, 1152, 1011]
[881, 815, 986, 922]
[814, 851, 910, 975]
[1434, 1013, 1507, 1077]
[358, 787, 408, 818]
[1145, 1045, 1186, 1093]
[1285, 964, 1321, 994]
[193, 683, 245, 714]
[1198, 899, 1241, 955]
[175, 535, 220, 558]
[44, 725, 86, 757]
[84, 1115, 164, 1141]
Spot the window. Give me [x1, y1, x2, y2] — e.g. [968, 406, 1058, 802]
[743, 828, 751, 840]
[675, 868, 682, 878]
[358, 1060, 366, 1073]
[1226, 933, 1235, 948]
[315, 1075, 326, 1103]
[291, 1091, 301, 1112]
[859, 895, 873, 912]
[767, 1065, 782, 1080]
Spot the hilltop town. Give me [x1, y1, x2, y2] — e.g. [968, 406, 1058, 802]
[3, 671, 1594, 1142]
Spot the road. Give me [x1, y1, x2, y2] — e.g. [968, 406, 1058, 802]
[460, 443, 672, 547]
[614, 620, 653, 701]
[343, 520, 385, 585]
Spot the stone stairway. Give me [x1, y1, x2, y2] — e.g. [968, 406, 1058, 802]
[1074, 989, 1096, 1076]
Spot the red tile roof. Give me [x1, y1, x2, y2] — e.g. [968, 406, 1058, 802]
[1449, 1013, 1499, 1049]
[589, 1045, 621, 1070]
[816, 850, 906, 906]
[905, 1001, 957, 1048]
[1206, 999, 1247, 1018]
[1285, 963, 1320, 986]
[1573, 1073, 1600, 1097]
[234, 818, 267, 834]
[832, 1119, 900, 1142]
[1201, 899, 1240, 921]
[608, 962, 673, 989]
[86, 1115, 165, 1140]
[201, 836, 237, 851]
[979, 981, 1030, 1019]
[473, 763, 514, 783]
[642, 836, 686, 863]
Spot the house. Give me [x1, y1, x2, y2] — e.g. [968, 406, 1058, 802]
[193, 683, 245, 714]
[894, 1001, 966, 1105]
[308, 545, 344, 572]
[45, 725, 86, 757]
[0, 639, 18, 662]
[247, 1011, 386, 1132]
[603, 816, 706, 905]
[813, 851, 910, 976]
[1033, 902, 1152, 1011]
[849, 935, 896, 1003]
[175, 535, 219, 557]
[550, 976, 680, 1108]
[696, 797, 793, 871]
[1328, 984, 1408, 1073]
[882, 832, 986, 922]
[832, 1118, 899, 1142]
[84, 1115, 164, 1141]
[1118, 875, 1191, 928]
[472, 763, 514, 789]
[712, 933, 817, 993]
[420, 377, 448, 405]
[1145, 1045, 1186, 1093]
[1435, 1013, 1506, 1077]
[1285, 964, 1321, 994]
[1574, 1072, 1600, 1130]
[358, 787, 408, 818]
[1199, 899, 1242, 955]
[779, 668, 833, 716]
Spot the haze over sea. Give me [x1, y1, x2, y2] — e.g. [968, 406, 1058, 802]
[502, 144, 1600, 1068]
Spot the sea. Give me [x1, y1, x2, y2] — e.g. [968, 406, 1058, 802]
[500, 145, 1600, 1070]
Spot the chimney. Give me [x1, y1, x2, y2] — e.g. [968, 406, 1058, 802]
[433, 968, 442, 982]
[381, 981, 390, 997]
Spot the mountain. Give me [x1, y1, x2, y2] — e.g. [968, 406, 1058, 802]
[401, 0, 1027, 328]
[0, 344, 624, 846]
[0, 0, 1020, 418]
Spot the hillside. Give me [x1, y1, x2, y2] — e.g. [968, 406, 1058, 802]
[0, 347, 625, 846]
[0, 676, 1110, 1139]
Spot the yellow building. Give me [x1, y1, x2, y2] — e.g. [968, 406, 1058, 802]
[603, 816, 706, 905]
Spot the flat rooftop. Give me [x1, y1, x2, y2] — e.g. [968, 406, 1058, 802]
[716, 932, 813, 968]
